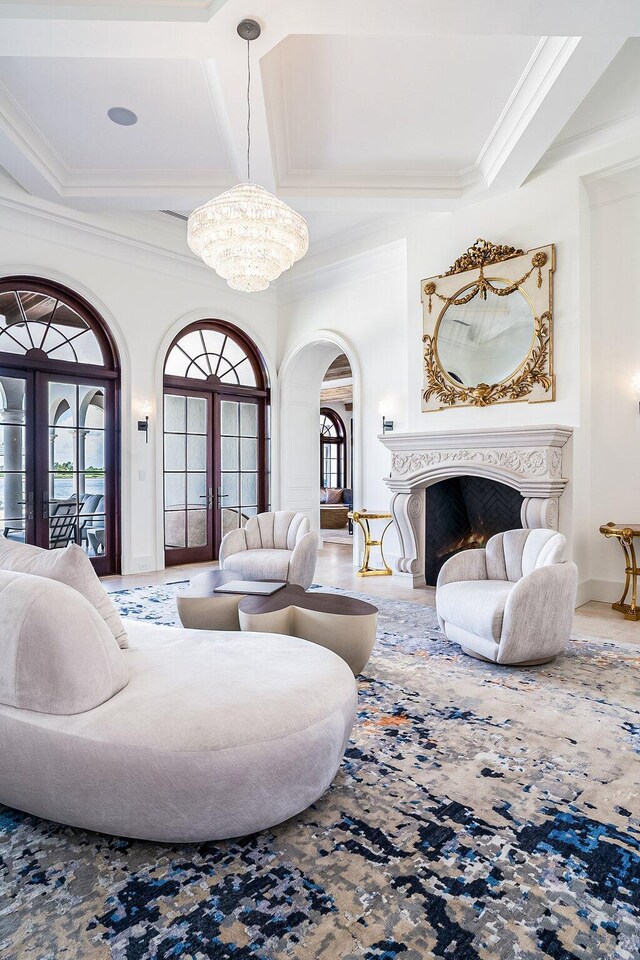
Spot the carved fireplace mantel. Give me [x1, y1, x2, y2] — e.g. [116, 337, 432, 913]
[379, 424, 572, 586]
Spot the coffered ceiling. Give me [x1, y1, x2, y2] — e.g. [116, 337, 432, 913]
[0, 0, 638, 248]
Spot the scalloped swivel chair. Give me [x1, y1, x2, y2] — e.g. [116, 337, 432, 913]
[436, 529, 578, 666]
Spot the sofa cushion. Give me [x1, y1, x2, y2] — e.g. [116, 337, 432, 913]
[0, 570, 128, 714]
[223, 548, 291, 581]
[325, 488, 343, 504]
[436, 579, 514, 643]
[0, 536, 128, 648]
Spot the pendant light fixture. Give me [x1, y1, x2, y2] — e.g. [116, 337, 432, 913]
[187, 19, 309, 292]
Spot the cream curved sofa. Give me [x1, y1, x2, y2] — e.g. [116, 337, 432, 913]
[0, 569, 357, 843]
[220, 511, 318, 589]
[436, 529, 578, 666]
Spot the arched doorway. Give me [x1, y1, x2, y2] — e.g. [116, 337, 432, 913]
[162, 320, 270, 565]
[0, 277, 120, 574]
[278, 331, 361, 563]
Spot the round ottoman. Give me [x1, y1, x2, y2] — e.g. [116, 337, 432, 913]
[0, 620, 357, 843]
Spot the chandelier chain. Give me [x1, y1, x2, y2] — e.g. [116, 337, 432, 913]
[186, 19, 309, 292]
[246, 37, 251, 182]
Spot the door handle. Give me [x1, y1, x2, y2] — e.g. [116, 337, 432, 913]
[199, 487, 216, 509]
[19, 492, 35, 520]
[42, 491, 49, 520]
[217, 486, 228, 509]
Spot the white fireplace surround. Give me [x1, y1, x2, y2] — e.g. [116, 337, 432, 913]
[379, 425, 573, 587]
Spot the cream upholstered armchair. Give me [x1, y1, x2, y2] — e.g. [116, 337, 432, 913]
[436, 529, 578, 666]
[219, 511, 318, 590]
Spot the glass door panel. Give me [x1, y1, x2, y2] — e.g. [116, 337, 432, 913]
[218, 398, 260, 542]
[164, 391, 212, 563]
[47, 380, 109, 561]
[0, 373, 29, 543]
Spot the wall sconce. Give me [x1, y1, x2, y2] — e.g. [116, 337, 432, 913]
[379, 401, 393, 434]
[631, 373, 640, 414]
[138, 401, 152, 443]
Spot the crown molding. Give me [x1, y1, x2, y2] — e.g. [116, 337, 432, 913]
[0, 179, 210, 273]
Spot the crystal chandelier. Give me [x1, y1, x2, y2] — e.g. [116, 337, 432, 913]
[187, 20, 309, 292]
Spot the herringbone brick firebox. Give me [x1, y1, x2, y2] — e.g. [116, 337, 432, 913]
[425, 476, 523, 585]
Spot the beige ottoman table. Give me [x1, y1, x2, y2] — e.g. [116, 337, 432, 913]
[177, 572, 378, 676]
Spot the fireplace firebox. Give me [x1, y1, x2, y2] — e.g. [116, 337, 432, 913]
[425, 476, 523, 585]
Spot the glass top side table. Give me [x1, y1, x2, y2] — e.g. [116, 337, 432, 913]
[348, 509, 394, 577]
[599, 522, 640, 621]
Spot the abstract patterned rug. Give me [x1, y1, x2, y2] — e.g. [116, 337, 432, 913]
[1, 583, 639, 960]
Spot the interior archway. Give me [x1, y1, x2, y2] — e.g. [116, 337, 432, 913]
[279, 332, 361, 561]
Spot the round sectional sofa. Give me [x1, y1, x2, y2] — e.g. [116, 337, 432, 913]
[0, 565, 357, 843]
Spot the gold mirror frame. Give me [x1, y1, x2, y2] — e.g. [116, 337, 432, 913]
[421, 238, 555, 411]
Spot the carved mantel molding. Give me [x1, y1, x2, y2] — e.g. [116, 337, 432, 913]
[379, 425, 573, 587]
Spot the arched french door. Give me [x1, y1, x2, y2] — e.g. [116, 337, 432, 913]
[0, 277, 120, 574]
[163, 320, 269, 566]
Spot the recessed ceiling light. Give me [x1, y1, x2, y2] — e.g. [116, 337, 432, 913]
[107, 107, 137, 126]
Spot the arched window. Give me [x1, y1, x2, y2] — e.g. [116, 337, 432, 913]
[320, 407, 346, 489]
[163, 320, 269, 565]
[0, 277, 120, 574]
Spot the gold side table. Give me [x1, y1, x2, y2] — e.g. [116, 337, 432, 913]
[349, 509, 393, 577]
[599, 522, 640, 621]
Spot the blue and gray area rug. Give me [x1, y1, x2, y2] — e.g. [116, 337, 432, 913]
[1, 583, 639, 959]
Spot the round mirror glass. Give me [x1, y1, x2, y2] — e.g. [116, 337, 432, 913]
[436, 280, 534, 387]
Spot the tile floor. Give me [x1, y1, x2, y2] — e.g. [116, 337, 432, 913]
[102, 542, 640, 647]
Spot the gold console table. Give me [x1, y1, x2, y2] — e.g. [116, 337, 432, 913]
[348, 510, 393, 577]
[599, 522, 640, 621]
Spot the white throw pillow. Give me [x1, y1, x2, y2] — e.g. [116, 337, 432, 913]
[0, 537, 128, 649]
[0, 570, 128, 714]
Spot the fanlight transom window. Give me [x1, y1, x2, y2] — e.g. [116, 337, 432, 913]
[320, 412, 343, 438]
[0, 289, 105, 366]
[165, 327, 258, 387]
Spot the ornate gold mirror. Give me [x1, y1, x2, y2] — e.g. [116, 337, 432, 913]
[422, 239, 554, 411]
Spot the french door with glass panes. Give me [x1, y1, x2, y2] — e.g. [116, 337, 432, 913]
[217, 394, 263, 549]
[163, 389, 266, 565]
[163, 390, 214, 564]
[0, 368, 117, 575]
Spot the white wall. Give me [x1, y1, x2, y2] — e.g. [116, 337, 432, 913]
[589, 186, 640, 601]
[279, 242, 408, 560]
[278, 132, 640, 598]
[278, 171, 589, 574]
[0, 173, 279, 574]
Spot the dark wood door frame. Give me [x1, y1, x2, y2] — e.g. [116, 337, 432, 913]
[162, 386, 214, 567]
[0, 276, 122, 575]
[0, 365, 119, 575]
[164, 387, 269, 567]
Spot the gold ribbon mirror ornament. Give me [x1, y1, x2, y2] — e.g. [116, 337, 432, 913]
[421, 239, 555, 411]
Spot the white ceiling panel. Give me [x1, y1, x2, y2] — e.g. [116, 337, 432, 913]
[551, 38, 640, 150]
[264, 34, 541, 179]
[0, 57, 231, 173]
[0, 1, 631, 222]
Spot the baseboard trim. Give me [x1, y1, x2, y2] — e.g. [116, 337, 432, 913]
[577, 578, 624, 606]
